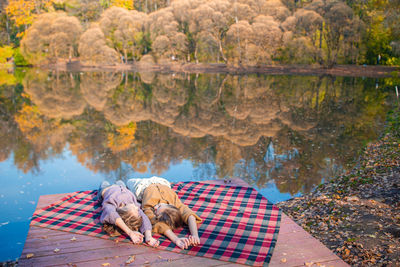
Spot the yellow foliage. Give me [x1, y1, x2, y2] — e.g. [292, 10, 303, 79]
[0, 70, 17, 85]
[0, 46, 14, 64]
[107, 122, 137, 152]
[6, 0, 54, 28]
[110, 0, 134, 10]
[14, 104, 44, 133]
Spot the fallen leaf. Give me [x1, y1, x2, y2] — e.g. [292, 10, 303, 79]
[26, 253, 34, 259]
[54, 248, 60, 253]
[102, 263, 110, 266]
[158, 256, 162, 259]
[305, 262, 314, 266]
[280, 258, 287, 263]
[70, 237, 77, 241]
[125, 255, 135, 264]
[144, 261, 150, 264]
[344, 249, 350, 256]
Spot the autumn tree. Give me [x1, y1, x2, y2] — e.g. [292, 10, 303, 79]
[259, 0, 290, 22]
[148, 7, 188, 61]
[288, 9, 324, 63]
[6, 0, 54, 37]
[305, 0, 364, 67]
[110, 0, 135, 10]
[187, 0, 231, 62]
[134, 0, 170, 13]
[0, 46, 13, 63]
[20, 12, 82, 64]
[78, 24, 120, 65]
[99, 7, 149, 62]
[229, 1, 256, 22]
[54, 0, 104, 23]
[226, 20, 252, 65]
[249, 15, 283, 63]
[0, 13, 15, 45]
[357, 0, 400, 65]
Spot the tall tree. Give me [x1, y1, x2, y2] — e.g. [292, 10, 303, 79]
[100, 7, 149, 62]
[20, 12, 82, 64]
[78, 24, 120, 65]
[6, 0, 53, 37]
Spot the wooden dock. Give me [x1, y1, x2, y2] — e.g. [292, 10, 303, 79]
[19, 179, 348, 266]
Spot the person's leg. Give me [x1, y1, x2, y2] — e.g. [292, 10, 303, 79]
[96, 180, 111, 201]
[127, 178, 152, 201]
[149, 176, 171, 188]
[100, 180, 111, 190]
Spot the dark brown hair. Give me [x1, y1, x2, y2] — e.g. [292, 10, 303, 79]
[103, 206, 143, 237]
[156, 205, 184, 230]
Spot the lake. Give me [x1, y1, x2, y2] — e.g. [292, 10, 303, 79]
[0, 68, 394, 261]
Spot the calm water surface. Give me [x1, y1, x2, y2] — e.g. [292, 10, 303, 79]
[0, 68, 394, 261]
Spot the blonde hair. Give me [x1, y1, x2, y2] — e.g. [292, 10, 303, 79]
[103, 206, 142, 237]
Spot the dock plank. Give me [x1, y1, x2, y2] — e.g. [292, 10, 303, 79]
[20, 179, 348, 266]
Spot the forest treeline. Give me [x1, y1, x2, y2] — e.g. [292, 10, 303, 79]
[0, 0, 399, 67]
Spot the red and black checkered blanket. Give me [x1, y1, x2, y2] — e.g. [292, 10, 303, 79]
[31, 181, 281, 266]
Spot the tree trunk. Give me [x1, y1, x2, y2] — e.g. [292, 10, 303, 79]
[69, 46, 72, 63]
[236, 33, 241, 64]
[218, 39, 227, 63]
[195, 45, 198, 64]
[6, 15, 10, 45]
[319, 23, 323, 49]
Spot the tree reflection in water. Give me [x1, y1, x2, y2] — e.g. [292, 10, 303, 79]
[0, 69, 391, 195]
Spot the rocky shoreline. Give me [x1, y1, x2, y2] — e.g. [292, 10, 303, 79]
[277, 110, 400, 266]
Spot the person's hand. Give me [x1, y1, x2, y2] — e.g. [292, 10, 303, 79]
[146, 236, 160, 247]
[175, 237, 190, 249]
[129, 231, 144, 244]
[188, 235, 200, 246]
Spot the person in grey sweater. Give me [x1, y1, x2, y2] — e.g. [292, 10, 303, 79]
[99, 180, 159, 247]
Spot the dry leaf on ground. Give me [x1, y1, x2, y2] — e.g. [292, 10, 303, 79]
[125, 255, 135, 264]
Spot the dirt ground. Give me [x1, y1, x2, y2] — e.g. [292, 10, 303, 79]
[278, 130, 400, 266]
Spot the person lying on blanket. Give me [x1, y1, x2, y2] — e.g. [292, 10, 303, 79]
[98, 180, 159, 247]
[127, 176, 202, 249]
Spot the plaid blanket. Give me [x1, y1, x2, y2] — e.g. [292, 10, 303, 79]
[31, 181, 281, 266]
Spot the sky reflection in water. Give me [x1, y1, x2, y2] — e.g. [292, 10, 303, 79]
[0, 69, 393, 261]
